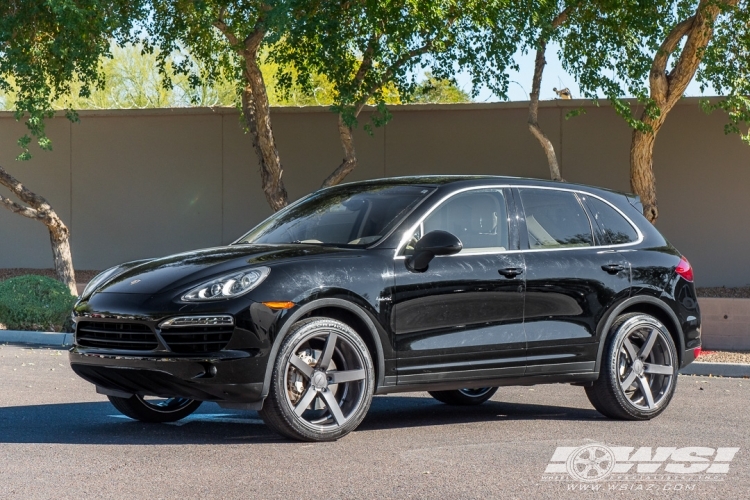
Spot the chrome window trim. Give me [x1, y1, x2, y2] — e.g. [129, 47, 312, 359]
[393, 184, 644, 260]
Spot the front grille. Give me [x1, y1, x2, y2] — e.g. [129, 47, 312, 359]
[159, 325, 234, 353]
[76, 321, 158, 351]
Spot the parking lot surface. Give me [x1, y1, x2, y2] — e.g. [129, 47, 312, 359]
[0, 344, 748, 499]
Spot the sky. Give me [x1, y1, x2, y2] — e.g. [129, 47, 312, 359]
[453, 41, 712, 103]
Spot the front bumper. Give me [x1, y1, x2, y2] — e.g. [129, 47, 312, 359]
[69, 348, 265, 404]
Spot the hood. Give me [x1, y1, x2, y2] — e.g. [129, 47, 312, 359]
[94, 244, 352, 295]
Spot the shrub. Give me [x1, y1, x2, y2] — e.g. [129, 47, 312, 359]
[0, 275, 77, 332]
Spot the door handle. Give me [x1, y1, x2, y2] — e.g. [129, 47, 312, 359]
[601, 264, 625, 274]
[498, 267, 524, 278]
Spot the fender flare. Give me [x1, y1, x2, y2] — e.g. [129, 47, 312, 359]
[594, 295, 685, 373]
[259, 298, 386, 402]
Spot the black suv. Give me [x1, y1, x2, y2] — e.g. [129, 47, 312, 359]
[70, 176, 700, 441]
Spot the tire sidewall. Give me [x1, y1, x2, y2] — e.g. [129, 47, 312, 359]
[267, 317, 375, 441]
[604, 314, 678, 419]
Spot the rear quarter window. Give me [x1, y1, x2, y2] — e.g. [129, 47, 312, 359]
[586, 197, 639, 245]
[518, 189, 594, 249]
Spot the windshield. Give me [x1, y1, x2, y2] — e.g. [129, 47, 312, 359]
[236, 184, 434, 247]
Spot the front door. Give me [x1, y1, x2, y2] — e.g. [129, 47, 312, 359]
[514, 187, 631, 375]
[391, 188, 526, 385]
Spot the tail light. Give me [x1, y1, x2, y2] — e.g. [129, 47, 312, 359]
[694, 347, 702, 358]
[675, 256, 694, 282]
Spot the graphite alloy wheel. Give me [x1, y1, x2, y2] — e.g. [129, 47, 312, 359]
[107, 395, 202, 423]
[585, 313, 678, 420]
[429, 387, 498, 406]
[259, 317, 375, 441]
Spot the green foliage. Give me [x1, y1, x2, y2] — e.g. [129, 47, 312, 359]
[0, 275, 77, 332]
[274, 0, 516, 130]
[411, 73, 471, 104]
[699, 0, 750, 144]
[0, 0, 144, 160]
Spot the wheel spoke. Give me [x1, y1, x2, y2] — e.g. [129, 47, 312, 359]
[328, 369, 366, 384]
[320, 389, 346, 426]
[644, 363, 673, 375]
[622, 338, 638, 361]
[638, 329, 658, 359]
[289, 355, 314, 379]
[317, 332, 338, 370]
[294, 386, 317, 416]
[637, 376, 656, 409]
[620, 369, 637, 391]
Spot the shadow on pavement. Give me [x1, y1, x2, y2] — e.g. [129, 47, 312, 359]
[0, 394, 601, 445]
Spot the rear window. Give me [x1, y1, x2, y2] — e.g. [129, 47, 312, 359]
[518, 189, 593, 249]
[586, 197, 639, 245]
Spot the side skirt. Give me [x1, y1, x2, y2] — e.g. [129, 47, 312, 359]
[376, 361, 598, 395]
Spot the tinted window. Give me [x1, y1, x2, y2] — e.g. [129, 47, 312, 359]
[407, 189, 509, 254]
[587, 197, 638, 245]
[238, 184, 431, 247]
[518, 189, 593, 249]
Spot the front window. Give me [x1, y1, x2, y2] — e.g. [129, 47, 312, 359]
[236, 184, 433, 247]
[405, 189, 509, 255]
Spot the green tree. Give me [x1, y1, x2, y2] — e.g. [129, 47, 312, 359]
[411, 73, 471, 104]
[0, 0, 141, 294]
[275, 0, 517, 187]
[558, 0, 746, 223]
[143, 1, 300, 211]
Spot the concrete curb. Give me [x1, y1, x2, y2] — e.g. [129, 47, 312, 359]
[680, 362, 750, 378]
[0, 330, 73, 347]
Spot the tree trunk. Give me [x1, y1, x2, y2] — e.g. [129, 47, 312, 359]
[528, 39, 563, 182]
[630, 0, 735, 223]
[0, 166, 77, 295]
[322, 115, 358, 188]
[526, 9, 570, 182]
[241, 52, 288, 212]
[630, 124, 660, 223]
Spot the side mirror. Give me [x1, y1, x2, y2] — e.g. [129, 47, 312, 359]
[405, 230, 462, 272]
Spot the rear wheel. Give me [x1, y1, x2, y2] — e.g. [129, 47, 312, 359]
[429, 387, 498, 406]
[585, 313, 678, 420]
[107, 395, 202, 423]
[259, 317, 375, 441]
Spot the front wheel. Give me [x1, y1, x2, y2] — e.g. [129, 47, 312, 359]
[429, 387, 498, 406]
[259, 317, 375, 441]
[585, 313, 678, 420]
[107, 395, 202, 423]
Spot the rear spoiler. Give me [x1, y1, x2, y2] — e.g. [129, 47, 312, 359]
[626, 194, 643, 214]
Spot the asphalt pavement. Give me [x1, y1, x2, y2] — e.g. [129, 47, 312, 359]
[0, 344, 748, 499]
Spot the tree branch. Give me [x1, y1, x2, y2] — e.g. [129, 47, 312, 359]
[0, 193, 40, 220]
[0, 165, 52, 212]
[649, 15, 695, 105]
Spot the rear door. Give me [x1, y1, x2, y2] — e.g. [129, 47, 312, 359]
[391, 187, 527, 386]
[514, 187, 630, 376]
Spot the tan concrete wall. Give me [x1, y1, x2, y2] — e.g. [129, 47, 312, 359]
[0, 99, 748, 286]
[698, 298, 750, 350]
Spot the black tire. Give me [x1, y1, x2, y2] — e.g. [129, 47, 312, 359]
[259, 317, 375, 441]
[429, 387, 498, 406]
[585, 313, 678, 420]
[107, 395, 202, 423]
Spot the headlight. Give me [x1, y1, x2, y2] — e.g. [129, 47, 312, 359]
[81, 266, 121, 298]
[181, 267, 270, 302]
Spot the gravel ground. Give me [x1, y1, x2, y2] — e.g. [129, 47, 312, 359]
[696, 287, 750, 298]
[696, 350, 750, 364]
